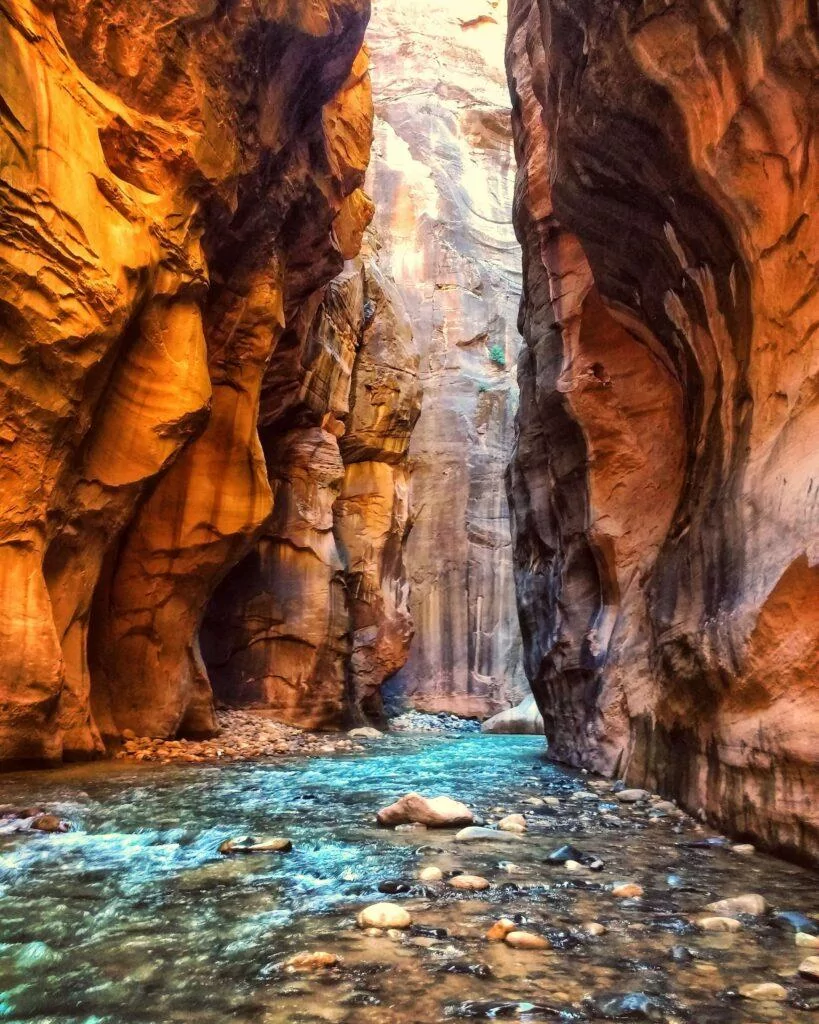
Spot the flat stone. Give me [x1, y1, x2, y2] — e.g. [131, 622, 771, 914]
[738, 983, 787, 1001]
[218, 836, 292, 855]
[504, 930, 550, 950]
[377, 793, 473, 828]
[285, 951, 341, 973]
[797, 933, 819, 948]
[357, 903, 412, 930]
[454, 826, 521, 842]
[448, 874, 490, 891]
[798, 956, 819, 980]
[705, 893, 766, 916]
[696, 916, 742, 932]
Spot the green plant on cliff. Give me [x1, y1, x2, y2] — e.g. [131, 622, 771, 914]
[488, 343, 506, 368]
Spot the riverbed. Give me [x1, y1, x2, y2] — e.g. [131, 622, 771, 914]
[0, 734, 817, 1022]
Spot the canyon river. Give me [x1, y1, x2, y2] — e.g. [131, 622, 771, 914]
[0, 733, 817, 1023]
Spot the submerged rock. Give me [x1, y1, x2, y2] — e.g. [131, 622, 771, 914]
[705, 893, 766, 916]
[285, 951, 341, 973]
[589, 992, 669, 1021]
[455, 826, 521, 843]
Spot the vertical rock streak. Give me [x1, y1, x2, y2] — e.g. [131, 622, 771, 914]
[507, 0, 818, 858]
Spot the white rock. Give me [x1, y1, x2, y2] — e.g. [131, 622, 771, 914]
[357, 903, 412, 930]
[348, 727, 383, 740]
[796, 932, 819, 948]
[481, 695, 544, 734]
[616, 789, 649, 803]
[731, 843, 756, 855]
[418, 866, 443, 882]
[454, 826, 522, 842]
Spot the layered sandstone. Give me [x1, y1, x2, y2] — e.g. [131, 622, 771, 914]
[507, 0, 818, 858]
[0, 0, 383, 762]
[201, 257, 421, 727]
[365, 0, 528, 717]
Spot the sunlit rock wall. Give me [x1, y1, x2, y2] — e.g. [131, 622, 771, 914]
[366, 0, 528, 718]
[0, 0, 377, 762]
[507, 0, 819, 859]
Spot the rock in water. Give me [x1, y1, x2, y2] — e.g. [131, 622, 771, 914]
[348, 727, 383, 739]
[285, 951, 341, 973]
[704, 894, 766, 917]
[798, 956, 819, 981]
[486, 919, 517, 941]
[357, 903, 412, 930]
[448, 874, 490, 891]
[611, 883, 644, 899]
[504, 931, 550, 950]
[30, 815, 70, 833]
[376, 793, 474, 828]
[696, 917, 742, 933]
[498, 814, 526, 833]
[738, 983, 787, 1001]
[218, 837, 292, 855]
[455, 826, 521, 842]
[418, 866, 443, 882]
[481, 696, 544, 735]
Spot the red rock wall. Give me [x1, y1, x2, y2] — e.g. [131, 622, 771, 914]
[507, 0, 819, 859]
[0, 0, 411, 762]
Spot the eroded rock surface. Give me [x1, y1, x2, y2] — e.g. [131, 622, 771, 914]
[507, 0, 819, 858]
[0, 0, 390, 760]
[365, 0, 528, 717]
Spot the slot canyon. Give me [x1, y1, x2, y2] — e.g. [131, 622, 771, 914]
[0, 0, 817, 1020]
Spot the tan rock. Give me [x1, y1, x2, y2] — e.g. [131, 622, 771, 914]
[583, 923, 607, 936]
[705, 894, 766, 917]
[697, 917, 743, 933]
[504, 931, 550, 950]
[377, 793, 474, 828]
[357, 903, 412, 930]
[611, 883, 644, 899]
[418, 866, 444, 882]
[448, 874, 491, 892]
[285, 952, 341, 973]
[738, 983, 787, 1001]
[798, 956, 819, 981]
[796, 933, 819, 948]
[498, 813, 527, 833]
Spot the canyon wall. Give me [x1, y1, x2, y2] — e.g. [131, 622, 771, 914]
[0, 0, 414, 762]
[507, 0, 819, 858]
[365, 0, 528, 717]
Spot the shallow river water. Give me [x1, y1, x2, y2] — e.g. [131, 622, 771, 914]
[0, 734, 817, 1023]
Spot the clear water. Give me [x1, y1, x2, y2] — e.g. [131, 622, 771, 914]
[0, 734, 816, 1023]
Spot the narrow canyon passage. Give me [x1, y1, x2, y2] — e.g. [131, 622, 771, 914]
[0, 0, 817, 1020]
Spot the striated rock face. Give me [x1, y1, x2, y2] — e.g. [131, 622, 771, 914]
[365, 0, 528, 718]
[201, 258, 420, 727]
[0, 0, 384, 761]
[507, 0, 818, 858]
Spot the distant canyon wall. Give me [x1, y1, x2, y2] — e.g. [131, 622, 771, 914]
[507, 0, 818, 858]
[366, 0, 528, 718]
[0, 0, 419, 762]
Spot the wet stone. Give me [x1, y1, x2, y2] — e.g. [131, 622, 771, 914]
[773, 910, 819, 934]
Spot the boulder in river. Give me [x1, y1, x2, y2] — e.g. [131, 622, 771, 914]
[357, 903, 412, 929]
[376, 793, 474, 828]
[481, 695, 544, 735]
[30, 815, 71, 833]
[348, 727, 383, 740]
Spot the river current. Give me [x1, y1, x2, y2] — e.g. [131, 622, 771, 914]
[0, 734, 816, 1023]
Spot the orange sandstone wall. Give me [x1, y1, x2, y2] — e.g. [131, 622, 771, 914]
[0, 0, 414, 762]
[507, 0, 819, 858]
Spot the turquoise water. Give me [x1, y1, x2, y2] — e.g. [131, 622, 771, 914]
[0, 734, 817, 1024]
